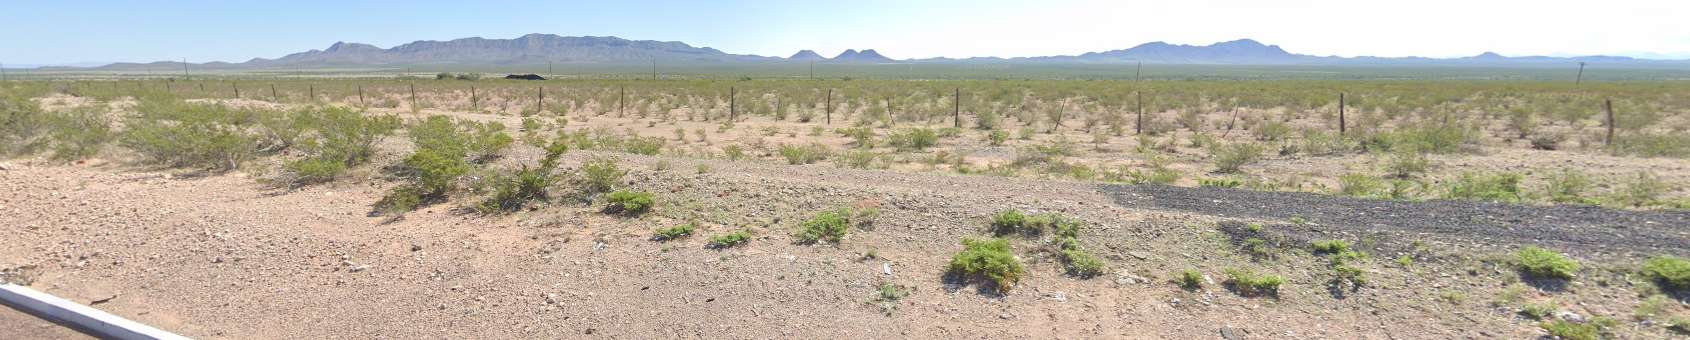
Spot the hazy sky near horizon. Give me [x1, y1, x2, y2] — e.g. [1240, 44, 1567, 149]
[2, 0, 1687, 65]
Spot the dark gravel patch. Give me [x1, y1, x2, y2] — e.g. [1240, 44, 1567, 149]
[1101, 184, 1690, 257]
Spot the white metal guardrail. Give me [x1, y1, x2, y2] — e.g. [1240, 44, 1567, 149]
[0, 283, 190, 340]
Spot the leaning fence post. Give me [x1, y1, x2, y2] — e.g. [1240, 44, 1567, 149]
[825, 88, 833, 125]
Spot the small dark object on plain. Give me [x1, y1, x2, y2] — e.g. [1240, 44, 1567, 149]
[504, 74, 545, 80]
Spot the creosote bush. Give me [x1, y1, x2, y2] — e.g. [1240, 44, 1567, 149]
[1212, 142, 1265, 173]
[886, 127, 938, 151]
[121, 100, 260, 171]
[1177, 269, 1204, 289]
[284, 107, 401, 185]
[947, 237, 1025, 293]
[794, 208, 853, 244]
[604, 190, 655, 215]
[578, 157, 625, 194]
[1641, 255, 1690, 291]
[707, 230, 752, 249]
[779, 143, 832, 165]
[1223, 268, 1285, 297]
[1514, 246, 1579, 280]
[653, 222, 696, 241]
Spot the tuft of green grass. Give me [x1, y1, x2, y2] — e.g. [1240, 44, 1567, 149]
[1222, 268, 1284, 297]
[870, 282, 910, 316]
[707, 230, 752, 249]
[1198, 177, 1242, 188]
[1641, 255, 1690, 291]
[653, 222, 697, 241]
[1520, 301, 1557, 320]
[947, 237, 1025, 294]
[1515, 246, 1579, 280]
[604, 190, 655, 215]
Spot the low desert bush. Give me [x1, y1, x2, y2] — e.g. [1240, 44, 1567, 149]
[603, 190, 655, 215]
[1442, 172, 1523, 203]
[1641, 255, 1690, 291]
[794, 208, 861, 244]
[1223, 268, 1284, 297]
[779, 143, 832, 165]
[578, 157, 625, 194]
[1212, 142, 1265, 173]
[947, 237, 1025, 293]
[886, 127, 938, 151]
[1177, 269, 1204, 289]
[1310, 239, 1350, 254]
[707, 230, 752, 249]
[1539, 320, 1600, 340]
[1544, 169, 1596, 204]
[121, 102, 259, 171]
[653, 222, 697, 241]
[1515, 246, 1579, 280]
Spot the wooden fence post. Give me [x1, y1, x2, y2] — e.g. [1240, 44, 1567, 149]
[470, 86, 477, 109]
[1338, 92, 1346, 136]
[537, 86, 545, 112]
[825, 88, 833, 125]
[308, 85, 315, 102]
[619, 85, 626, 117]
[409, 83, 418, 110]
[357, 85, 365, 106]
[1135, 90, 1144, 135]
[233, 82, 240, 99]
[270, 84, 278, 101]
[729, 87, 736, 122]
[1604, 98, 1615, 146]
[953, 88, 961, 128]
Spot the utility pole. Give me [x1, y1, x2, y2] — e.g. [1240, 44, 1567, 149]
[1575, 62, 1587, 85]
[181, 58, 190, 79]
[809, 61, 815, 80]
[1135, 61, 1143, 82]
[1, 61, 7, 82]
[548, 61, 553, 74]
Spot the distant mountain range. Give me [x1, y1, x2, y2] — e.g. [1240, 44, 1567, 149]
[60, 34, 1690, 71]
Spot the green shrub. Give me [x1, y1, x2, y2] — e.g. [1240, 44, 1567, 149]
[653, 222, 696, 241]
[285, 108, 400, 184]
[1641, 255, 1690, 291]
[1198, 177, 1242, 188]
[1443, 172, 1523, 203]
[1544, 169, 1596, 204]
[1609, 133, 1690, 158]
[1521, 301, 1557, 320]
[1515, 246, 1579, 280]
[779, 143, 832, 165]
[0, 94, 48, 155]
[986, 130, 1009, 146]
[43, 108, 114, 160]
[886, 128, 938, 151]
[835, 127, 875, 148]
[947, 237, 1025, 293]
[1178, 269, 1204, 289]
[1311, 240, 1350, 254]
[1223, 268, 1284, 296]
[1606, 171, 1669, 208]
[989, 209, 1027, 235]
[1539, 320, 1599, 340]
[374, 184, 425, 215]
[1061, 248, 1105, 278]
[477, 165, 556, 214]
[121, 102, 259, 171]
[578, 157, 624, 194]
[622, 136, 665, 155]
[604, 190, 655, 215]
[1338, 173, 1384, 198]
[1383, 148, 1430, 178]
[794, 208, 853, 244]
[1212, 142, 1265, 173]
[1332, 263, 1366, 288]
[707, 230, 752, 249]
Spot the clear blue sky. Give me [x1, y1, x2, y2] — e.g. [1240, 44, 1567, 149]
[4, 0, 1688, 65]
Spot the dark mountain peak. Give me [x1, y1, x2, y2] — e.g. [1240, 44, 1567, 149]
[789, 50, 825, 60]
[324, 41, 380, 53]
